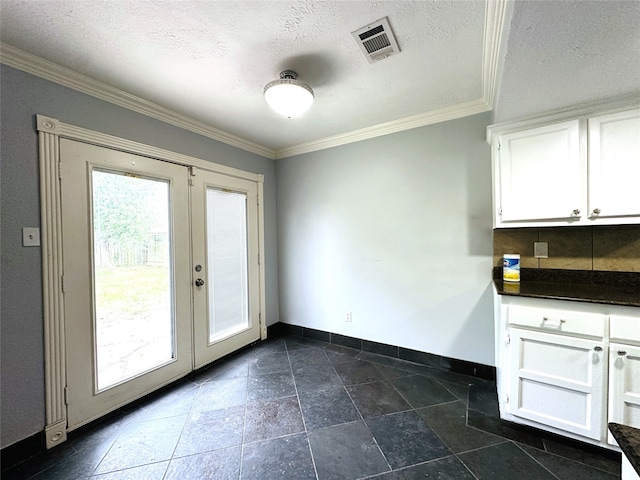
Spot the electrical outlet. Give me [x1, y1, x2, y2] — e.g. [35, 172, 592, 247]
[345, 311, 352, 322]
[534, 241, 548, 258]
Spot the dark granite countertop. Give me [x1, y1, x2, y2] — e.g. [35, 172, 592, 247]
[493, 268, 640, 307]
[609, 423, 640, 474]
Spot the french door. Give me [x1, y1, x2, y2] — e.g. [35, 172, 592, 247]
[191, 170, 260, 369]
[60, 139, 261, 430]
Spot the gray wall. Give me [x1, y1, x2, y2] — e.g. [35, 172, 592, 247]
[0, 65, 279, 449]
[277, 113, 495, 366]
[1, 63, 495, 450]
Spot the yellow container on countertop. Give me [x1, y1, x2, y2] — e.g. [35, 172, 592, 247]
[503, 254, 520, 282]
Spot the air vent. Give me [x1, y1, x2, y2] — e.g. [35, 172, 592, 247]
[352, 17, 400, 63]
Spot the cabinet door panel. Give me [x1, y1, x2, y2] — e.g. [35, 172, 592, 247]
[509, 328, 606, 440]
[588, 109, 640, 219]
[498, 120, 584, 222]
[608, 343, 640, 445]
[520, 337, 591, 383]
[520, 379, 590, 426]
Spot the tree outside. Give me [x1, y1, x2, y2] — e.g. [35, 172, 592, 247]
[91, 170, 173, 390]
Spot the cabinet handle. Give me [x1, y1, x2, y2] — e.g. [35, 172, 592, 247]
[541, 317, 566, 327]
[592, 208, 601, 215]
[594, 346, 603, 352]
[572, 209, 581, 216]
[617, 350, 627, 357]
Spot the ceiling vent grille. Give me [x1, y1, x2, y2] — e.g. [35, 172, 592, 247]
[352, 17, 400, 63]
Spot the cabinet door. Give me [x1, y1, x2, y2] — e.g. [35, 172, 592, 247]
[498, 120, 585, 223]
[588, 109, 640, 220]
[608, 343, 640, 446]
[509, 328, 606, 440]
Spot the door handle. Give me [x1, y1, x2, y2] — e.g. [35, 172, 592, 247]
[195, 278, 205, 287]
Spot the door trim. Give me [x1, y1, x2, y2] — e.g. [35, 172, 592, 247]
[36, 114, 267, 449]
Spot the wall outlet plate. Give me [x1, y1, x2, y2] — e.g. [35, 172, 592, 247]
[534, 241, 548, 258]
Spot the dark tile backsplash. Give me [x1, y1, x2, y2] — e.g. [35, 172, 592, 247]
[494, 225, 640, 273]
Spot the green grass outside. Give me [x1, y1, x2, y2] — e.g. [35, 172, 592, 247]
[95, 265, 171, 316]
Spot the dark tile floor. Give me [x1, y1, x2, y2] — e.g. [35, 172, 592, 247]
[2, 334, 622, 479]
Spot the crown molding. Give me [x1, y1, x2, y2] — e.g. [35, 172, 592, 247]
[482, 0, 513, 109]
[3, 15, 498, 163]
[486, 93, 640, 142]
[0, 43, 276, 159]
[274, 98, 492, 159]
[276, 0, 506, 159]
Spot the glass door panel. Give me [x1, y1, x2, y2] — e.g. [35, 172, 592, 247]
[92, 170, 174, 390]
[61, 139, 192, 431]
[206, 188, 249, 342]
[192, 172, 261, 369]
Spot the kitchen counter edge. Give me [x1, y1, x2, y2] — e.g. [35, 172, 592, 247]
[492, 268, 640, 308]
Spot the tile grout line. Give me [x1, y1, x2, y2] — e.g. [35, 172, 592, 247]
[86, 408, 145, 479]
[463, 373, 620, 478]
[237, 358, 252, 480]
[539, 438, 622, 477]
[283, 334, 625, 474]
[398, 378, 481, 479]
[363, 348, 491, 476]
[303, 339, 399, 477]
[13, 334, 618, 480]
[514, 441, 562, 480]
[159, 381, 205, 479]
[592, 225, 595, 271]
[382, 367, 424, 411]
[337, 356, 395, 477]
[285, 338, 321, 480]
[451, 450, 485, 480]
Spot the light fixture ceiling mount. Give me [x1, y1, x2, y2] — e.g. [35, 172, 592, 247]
[264, 70, 314, 118]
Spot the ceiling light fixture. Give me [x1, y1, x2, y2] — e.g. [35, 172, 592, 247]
[264, 70, 314, 118]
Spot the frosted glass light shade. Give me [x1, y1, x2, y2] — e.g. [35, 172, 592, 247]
[264, 76, 314, 118]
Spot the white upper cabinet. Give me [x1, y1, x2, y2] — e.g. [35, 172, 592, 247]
[489, 105, 640, 228]
[497, 120, 584, 224]
[588, 109, 640, 221]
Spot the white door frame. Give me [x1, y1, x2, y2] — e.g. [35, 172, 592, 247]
[37, 114, 267, 449]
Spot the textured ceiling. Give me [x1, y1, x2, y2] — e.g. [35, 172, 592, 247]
[1, 1, 639, 157]
[494, 0, 640, 124]
[0, 0, 485, 153]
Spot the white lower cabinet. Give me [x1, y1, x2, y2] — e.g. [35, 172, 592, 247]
[608, 314, 640, 447]
[608, 343, 640, 444]
[497, 296, 640, 451]
[509, 328, 606, 440]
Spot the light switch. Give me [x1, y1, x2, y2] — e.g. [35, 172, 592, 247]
[23, 227, 41, 247]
